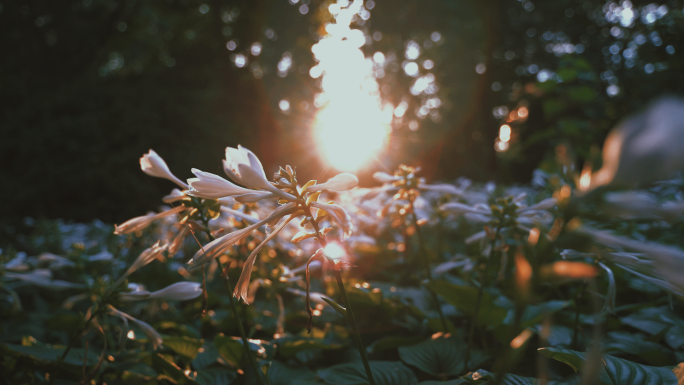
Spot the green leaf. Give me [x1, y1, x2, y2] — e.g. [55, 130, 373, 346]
[192, 344, 219, 370]
[164, 336, 203, 360]
[2, 343, 100, 366]
[538, 347, 678, 385]
[466, 370, 539, 384]
[214, 335, 244, 366]
[268, 360, 317, 385]
[318, 361, 417, 385]
[322, 296, 347, 317]
[151, 353, 197, 385]
[604, 331, 675, 366]
[620, 307, 673, 335]
[277, 338, 343, 358]
[426, 280, 507, 327]
[398, 336, 488, 377]
[194, 368, 238, 385]
[367, 336, 425, 354]
[518, 301, 570, 328]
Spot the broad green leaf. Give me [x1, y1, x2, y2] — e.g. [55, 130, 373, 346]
[194, 367, 238, 385]
[620, 307, 673, 335]
[151, 353, 197, 385]
[368, 336, 425, 354]
[604, 331, 675, 366]
[538, 347, 678, 385]
[164, 336, 203, 360]
[466, 369, 539, 384]
[214, 335, 244, 366]
[519, 301, 569, 328]
[268, 360, 317, 385]
[192, 344, 219, 370]
[318, 361, 418, 385]
[398, 336, 488, 377]
[277, 338, 343, 358]
[426, 280, 507, 326]
[3, 343, 100, 366]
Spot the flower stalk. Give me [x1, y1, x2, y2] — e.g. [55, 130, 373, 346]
[305, 209, 376, 385]
[408, 198, 448, 333]
[197, 204, 265, 385]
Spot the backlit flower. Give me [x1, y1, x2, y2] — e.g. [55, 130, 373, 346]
[140, 150, 188, 189]
[306, 173, 359, 193]
[114, 206, 189, 235]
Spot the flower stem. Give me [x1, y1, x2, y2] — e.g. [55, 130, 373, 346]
[408, 200, 448, 333]
[306, 213, 375, 385]
[200, 214, 264, 385]
[217, 258, 265, 385]
[464, 227, 500, 373]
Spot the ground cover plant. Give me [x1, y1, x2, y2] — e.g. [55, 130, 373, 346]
[3, 97, 684, 384]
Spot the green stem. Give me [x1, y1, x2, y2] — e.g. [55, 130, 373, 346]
[307, 212, 375, 385]
[464, 227, 500, 373]
[199, 213, 264, 385]
[572, 281, 586, 350]
[408, 201, 448, 333]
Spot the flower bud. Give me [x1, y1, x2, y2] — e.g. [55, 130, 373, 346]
[140, 150, 188, 189]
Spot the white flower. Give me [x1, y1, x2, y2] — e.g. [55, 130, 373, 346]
[162, 188, 186, 204]
[186, 169, 253, 199]
[223, 145, 295, 201]
[372, 171, 401, 183]
[310, 201, 353, 238]
[140, 150, 188, 189]
[306, 173, 359, 193]
[4, 269, 84, 290]
[233, 215, 296, 303]
[108, 305, 163, 349]
[112, 241, 167, 288]
[418, 183, 464, 195]
[580, 226, 684, 296]
[114, 206, 189, 235]
[590, 97, 684, 189]
[120, 282, 202, 301]
[186, 202, 297, 269]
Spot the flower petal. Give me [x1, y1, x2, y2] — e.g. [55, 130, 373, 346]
[234, 215, 295, 303]
[307, 173, 359, 192]
[140, 150, 188, 189]
[187, 168, 254, 199]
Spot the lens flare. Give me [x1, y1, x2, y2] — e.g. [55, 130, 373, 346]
[310, 0, 390, 171]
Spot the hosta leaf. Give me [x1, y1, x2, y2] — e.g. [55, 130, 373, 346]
[194, 368, 238, 385]
[368, 336, 425, 354]
[268, 360, 317, 385]
[466, 370, 539, 384]
[151, 353, 197, 385]
[164, 336, 203, 360]
[2, 343, 100, 366]
[604, 331, 675, 366]
[538, 347, 678, 385]
[620, 307, 673, 335]
[426, 280, 507, 326]
[277, 338, 343, 358]
[214, 335, 244, 366]
[318, 361, 417, 385]
[398, 335, 488, 377]
[518, 301, 570, 328]
[192, 344, 219, 370]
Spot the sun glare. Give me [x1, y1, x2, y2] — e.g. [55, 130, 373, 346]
[310, 0, 390, 171]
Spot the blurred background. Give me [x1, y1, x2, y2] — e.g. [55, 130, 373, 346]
[1, 0, 683, 223]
